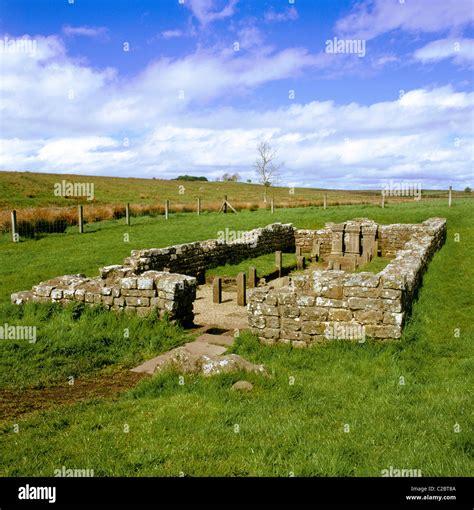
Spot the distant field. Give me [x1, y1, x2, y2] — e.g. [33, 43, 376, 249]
[1, 170, 470, 236]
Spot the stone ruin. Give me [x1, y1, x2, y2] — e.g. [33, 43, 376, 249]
[249, 217, 446, 344]
[11, 217, 446, 342]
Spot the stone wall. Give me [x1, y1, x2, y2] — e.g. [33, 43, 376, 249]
[124, 223, 295, 278]
[248, 218, 446, 344]
[11, 267, 197, 325]
[11, 222, 295, 323]
[294, 228, 332, 258]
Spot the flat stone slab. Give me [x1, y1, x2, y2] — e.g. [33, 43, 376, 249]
[183, 341, 227, 356]
[195, 333, 235, 347]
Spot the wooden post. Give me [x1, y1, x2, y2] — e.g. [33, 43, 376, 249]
[125, 203, 130, 225]
[165, 199, 169, 220]
[271, 195, 274, 214]
[381, 191, 385, 209]
[448, 186, 452, 207]
[197, 197, 201, 216]
[78, 205, 84, 233]
[323, 194, 327, 210]
[11, 210, 18, 242]
[296, 246, 302, 257]
[275, 251, 282, 277]
[223, 195, 227, 214]
[213, 277, 222, 304]
[237, 272, 246, 306]
[297, 256, 305, 270]
[248, 267, 257, 288]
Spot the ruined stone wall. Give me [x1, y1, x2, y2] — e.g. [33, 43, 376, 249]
[248, 218, 446, 345]
[294, 228, 332, 257]
[11, 268, 197, 325]
[124, 223, 295, 278]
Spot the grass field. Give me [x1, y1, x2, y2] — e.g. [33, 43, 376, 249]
[0, 199, 473, 476]
[1, 171, 470, 236]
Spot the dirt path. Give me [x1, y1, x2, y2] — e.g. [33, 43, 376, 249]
[193, 284, 249, 331]
[0, 370, 147, 422]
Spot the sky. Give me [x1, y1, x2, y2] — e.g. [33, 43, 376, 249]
[0, 0, 473, 189]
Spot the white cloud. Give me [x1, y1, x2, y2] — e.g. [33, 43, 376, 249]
[187, 0, 238, 25]
[0, 32, 472, 189]
[336, 0, 474, 40]
[264, 7, 299, 22]
[414, 38, 474, 66]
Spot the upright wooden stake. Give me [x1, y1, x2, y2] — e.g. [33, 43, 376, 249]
[237, 272, 246, 306]
[78, 205, 84, 233]
[223, 195, 228, 214]
[448, 186, 452, 207]
[197, 197, 201, 215]
[381, 191, 385, 209]
[11, 210, 18, 242]
[165, 199, 169, 220]
[275, 251, 282, 278]
[125, 203, 130, 225]
[271, 195, 274, 214]
[213, 277, 222, 304]
[248, 267, 257, 288]
[324, 194, 327, 210]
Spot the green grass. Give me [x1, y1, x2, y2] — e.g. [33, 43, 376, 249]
[0, 302, 189, 390]
[208, 252, 297, 279]
[355, 257, 391, 273]
[0, 199, 473, 476]
[2, 170, 465, 209]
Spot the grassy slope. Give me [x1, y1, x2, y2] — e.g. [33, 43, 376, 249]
[0, 200, 472, 476]
[0, 170, 465, 209]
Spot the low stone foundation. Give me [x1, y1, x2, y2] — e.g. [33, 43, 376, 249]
[248, 218, 446, 344]
[12, 269, 197, 324]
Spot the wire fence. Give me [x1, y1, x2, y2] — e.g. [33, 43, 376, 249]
[1, 188, 468, 242]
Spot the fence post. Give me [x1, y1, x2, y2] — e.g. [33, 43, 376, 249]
[165, 199, 169, 220]
[324, 194, 327, 210]
[271, 195, 274, 214]
[78, 205, 84, 233]
[448, 186, 452, 207]
[11, 210, 18, 243]
[223, 195, 227, 214]
[197, 197, 201, 216]
[213, 277, 222, 304]
[125, 203, 130, 226]
[275, 251, 282, 278]
[237, 272, 246, 306]
[381, 191, 385, 209]
[248, 267, 257, 288]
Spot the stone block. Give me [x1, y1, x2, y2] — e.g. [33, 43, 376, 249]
[328, 308, 352, 321]
[347, 297, 381, 311]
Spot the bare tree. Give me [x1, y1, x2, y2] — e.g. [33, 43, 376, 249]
[254, 141, 282, 203]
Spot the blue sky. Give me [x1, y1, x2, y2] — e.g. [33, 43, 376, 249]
[0, 0, 473, 189]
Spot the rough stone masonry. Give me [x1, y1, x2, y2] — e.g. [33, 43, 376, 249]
[11, 218, 446, 340]
[11, 223, 295, 324]
[248, 217, 447, 344]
